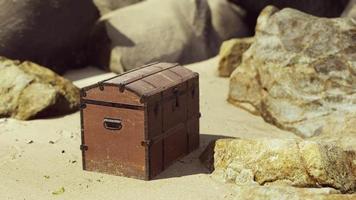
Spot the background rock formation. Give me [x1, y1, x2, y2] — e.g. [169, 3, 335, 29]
[207, 0, 249, 45]
[342, 0, 356, 18]
[89, 0, 248, 73]
[228, 6, 356, 138]
[0, 57, 80, 120]
[0, 0, 99, 74]
[229, 0, 349, 33]
[93, 0, 143, 15]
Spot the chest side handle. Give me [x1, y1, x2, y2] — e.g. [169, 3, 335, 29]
[103, 118, 122, 131]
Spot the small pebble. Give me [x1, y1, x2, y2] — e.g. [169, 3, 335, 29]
[61, 150, 65, 154]
[52, 187, 65, 195]
[27, 140, 34, 144]
[49, 141, 55, 144]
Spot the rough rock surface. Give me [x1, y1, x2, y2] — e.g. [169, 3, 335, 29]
[349, 6, 356, 19]
[207, 0, 249, 44]
[0, 57, 80, 120]
[229, 0, 349, 32]
[217, 37, 253, 77]
[342, 0, 356, 18]
[233, 186, 356, 200]
[211, 138, 356, 193]
[89, 0, 248, 73]
[229, 0, 348, 17]
[0, 0, 99, 73]
[228, 6, 356, 137]
[93, 0, 143, 15]
[310, 114, 356, 148]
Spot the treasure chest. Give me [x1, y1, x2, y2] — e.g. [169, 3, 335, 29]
[80, 62, 200, 180]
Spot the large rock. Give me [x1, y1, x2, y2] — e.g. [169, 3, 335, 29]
[217, 37, 253, 77]
[229, 0, 349, 32]
[233, 186, 356, 200]
[230, 0, 348, 17]
[93, 0, 143, 15]
[342, 0, 356, 18]
[89, 0, 248, 73]
[207, 0, 249, 43]
[310, 115, 356, 179]
[0, 57, 80, 120]
[211, 138, 356, 193]
[228, 6, 356, 137]
[0, 0, 99, 73]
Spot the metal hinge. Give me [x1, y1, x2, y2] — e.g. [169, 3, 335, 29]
[80, 103, 87, 110]
[80, 144, 88, 151]
[98, 81, 105, 91]
[141, 140, 152, 147]
[80, 89, 87, 97]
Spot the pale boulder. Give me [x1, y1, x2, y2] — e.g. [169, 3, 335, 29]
[89, 0, 249, 73]
[341, 0, 356, 18]
[0, 57, 80, 120]
[217, 37, 253, 77]
[207, 0, 249, 44]
[212, 138, 355, 193]
[93, 0, 143, 15]
[228, 6, 356, 137]
[233, 186, 356, 200]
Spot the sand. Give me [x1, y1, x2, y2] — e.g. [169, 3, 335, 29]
[0, 57, 297, 200]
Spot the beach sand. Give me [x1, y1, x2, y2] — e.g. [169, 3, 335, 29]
[0, 57, 297, 200]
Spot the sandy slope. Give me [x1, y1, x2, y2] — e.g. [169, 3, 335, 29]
[0, 57, 297, 200]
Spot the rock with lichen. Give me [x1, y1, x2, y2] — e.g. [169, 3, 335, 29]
[211, 138, 356, 193]
[228, 6, 356, 137]
[217, 37, 254, 77]
[233, 186, 356, 200]
[0, 57, 80, 120]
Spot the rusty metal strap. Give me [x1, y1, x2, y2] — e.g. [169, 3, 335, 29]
[82, 99, 144, 110]
[140, 73, 198, 99]
[145, 115, 201, 145]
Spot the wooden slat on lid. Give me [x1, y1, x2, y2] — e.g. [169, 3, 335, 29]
[102, 62, 196, 97]
[98, 62, 159, 84]
[105, 63, 178, 85]
[125, 80, 156, 96]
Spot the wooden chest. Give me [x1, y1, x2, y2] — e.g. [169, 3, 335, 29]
[80, 62, 200, 180]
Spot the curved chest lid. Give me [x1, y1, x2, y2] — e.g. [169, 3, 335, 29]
[101, 62, 198, 98]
